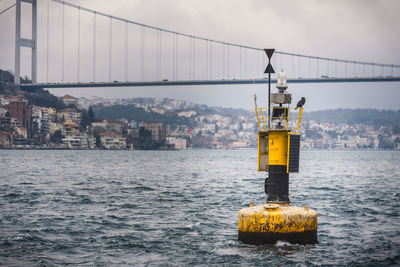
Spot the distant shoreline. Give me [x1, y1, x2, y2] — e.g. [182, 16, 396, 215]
[1, 147, 398, 151]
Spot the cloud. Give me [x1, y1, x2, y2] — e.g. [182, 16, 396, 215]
[1, 0, 399, 109]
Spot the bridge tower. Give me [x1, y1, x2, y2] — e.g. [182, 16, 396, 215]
[14, 0, 37, 84]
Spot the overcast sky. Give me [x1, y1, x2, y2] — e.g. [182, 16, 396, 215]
[0, 0, 399, 110]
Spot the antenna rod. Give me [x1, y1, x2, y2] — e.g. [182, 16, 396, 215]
[264, 49, 275, 129]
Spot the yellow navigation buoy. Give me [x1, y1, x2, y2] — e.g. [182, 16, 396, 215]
[238, 204, 318, 244]
[238, 49, 318, 245]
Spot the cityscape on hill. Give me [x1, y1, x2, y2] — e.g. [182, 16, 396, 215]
[0, 70, 399, 150]
[86, 96, 400, 150]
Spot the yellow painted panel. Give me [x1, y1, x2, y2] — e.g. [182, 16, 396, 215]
[268, 130, 288, 166]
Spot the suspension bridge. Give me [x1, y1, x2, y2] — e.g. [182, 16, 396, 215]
[1, 0, 400, 90]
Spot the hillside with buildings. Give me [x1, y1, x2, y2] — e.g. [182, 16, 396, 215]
[1, 69, 399, 150]
[81, 96, 400, 150]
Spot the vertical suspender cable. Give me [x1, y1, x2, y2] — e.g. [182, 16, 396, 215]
[193, 37, 195, 80]
[189, 37, 192, 80]
[62, 2, 64, 82]
[156, 29, 159, 81]
[308, 57, 311, 78]
[189, 37, 192, 79]
[175, 34, 177, 80]
[176, 34, 179, 80]
[144, 27, 146, 80]
[227, 44, 229, 79]
[291, 55, 294, 79]
[222, 43, 225, 79]
[205, 40, 208, 79]
[192, 38, 196, 80]
[77, 6, 80, 82]
[298, 56, 300, 78]
[125, 22, 128, 81]
[141, 26, 144, 80]
[93, 11, 96, 82]
[46, 0, 49, 82]
[172, 33, 175, 80]
[191, 38, 196, 80]
[372, 64, 374, 77]
[326, 59, 329, 77]
[155, 29, 157, 81]
[155, 30, 158, 80]
[159, 30, 161, 80]
[239, 47, 242, 79]
[210, 41, 212, 80]
[335, 60, 337, 77]
[174, 34, 176, 80]
[245, 48, 247, 79]
[257, 50, 259, 78]
[109, 16, 112, 82]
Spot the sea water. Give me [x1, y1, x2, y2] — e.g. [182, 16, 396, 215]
[0, 150, 399, 266]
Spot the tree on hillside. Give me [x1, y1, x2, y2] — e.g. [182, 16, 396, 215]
[25, 88, 66, 109]
[92, 104, 193, 127]
[79, 106, 96, 132]
[50, 130, 63, 143]
[88, 106, 95, 122]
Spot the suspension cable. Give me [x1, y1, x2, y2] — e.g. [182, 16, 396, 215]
[51, 0, 400, 69]
[0, 3, 15, 16]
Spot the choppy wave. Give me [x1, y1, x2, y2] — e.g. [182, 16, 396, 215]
[0, 150, 399, 266]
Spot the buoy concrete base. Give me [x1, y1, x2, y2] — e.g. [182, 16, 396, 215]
[238, 203, 318, 245]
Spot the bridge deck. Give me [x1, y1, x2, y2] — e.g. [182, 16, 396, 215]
[18, 77, 400, 89]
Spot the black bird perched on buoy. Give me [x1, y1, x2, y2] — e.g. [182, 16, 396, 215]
[295, 97, 306, 109]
